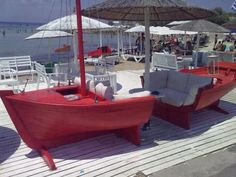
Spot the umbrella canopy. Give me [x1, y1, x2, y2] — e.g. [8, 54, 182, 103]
[82, 0, 213, 22]
[125, 25, 145, 33]
[170, 19, 230, 33]
[37, 14, 113, 31]
[171, 20, 230, 67]
[82, 0, 213, 89]
[222, 19, 236, 32]
[166, 20, 191, 27]
[25, 30, 72, 40]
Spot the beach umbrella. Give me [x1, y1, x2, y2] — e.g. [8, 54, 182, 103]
[25, 30, 72, 40]
[125, 25, 145, 33]
[82, 0, 213, 89]
[25, 30, 73, 66]
[171, 19, 230, 67]
[166, 20, 191, 27]
[38, 14, 115, 61]
[37, 14, 113, 31]
[222, 19, 236, 33]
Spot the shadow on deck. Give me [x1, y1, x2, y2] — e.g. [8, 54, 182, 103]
[0, 126, 21, 163]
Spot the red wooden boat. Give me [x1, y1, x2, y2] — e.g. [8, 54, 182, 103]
[0, 0, 155, 170]
[152, 61, 236, 129]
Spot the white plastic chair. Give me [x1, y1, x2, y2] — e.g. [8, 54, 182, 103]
[94, 56, 116, 74]
[35, 62, 67, 89]
[0, 61, 19, 89]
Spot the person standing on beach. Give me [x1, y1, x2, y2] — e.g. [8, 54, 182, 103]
[214, 34, 218, 49]
[2, 30, 6, 37]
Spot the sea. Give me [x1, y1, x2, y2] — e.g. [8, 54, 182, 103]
[0, 22, 133, 64]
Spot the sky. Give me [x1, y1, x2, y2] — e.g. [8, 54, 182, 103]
[0, 0, 235, 23]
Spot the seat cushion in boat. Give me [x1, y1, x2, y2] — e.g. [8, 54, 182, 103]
[113, 91, 151, 101]
[145, 70, 168, 91]
[95, 83, 114, 100]
[167, 70, 189, 93]
[157, 88, 187, 107]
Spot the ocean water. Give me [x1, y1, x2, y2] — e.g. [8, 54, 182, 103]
[0, 22, 133, 64]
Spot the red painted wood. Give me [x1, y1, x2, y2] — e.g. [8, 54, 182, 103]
[0, 85, 155, 149]
[76, 0, 86, 96]
[145, 63, 236, 129]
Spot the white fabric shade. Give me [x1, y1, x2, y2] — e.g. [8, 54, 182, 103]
[125, 25, 145, 33]
[125, 25, 197, 35]
[25, 30, 72, 40]
[166, 20, 191, 26]
[37, 14, 113, 31]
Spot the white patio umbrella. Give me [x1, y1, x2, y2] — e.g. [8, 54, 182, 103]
[25, 30, 72, 64]
[38, 14, 114, 61]
[166, 20, 191, 27]
[37, 14, 113, 31]
[25, 30, 72, 40]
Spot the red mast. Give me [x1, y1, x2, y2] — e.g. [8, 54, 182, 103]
[76, 0, 86, 96]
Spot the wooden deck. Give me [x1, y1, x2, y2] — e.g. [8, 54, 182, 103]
[0, 71, 236, 177]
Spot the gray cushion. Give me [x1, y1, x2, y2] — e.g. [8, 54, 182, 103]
[157, 88, 187, 107]
[186, 74, 212, 92]
[146, 71, 168, 91]
[183, 85, 200, 106]
[167, 70, 189, 93]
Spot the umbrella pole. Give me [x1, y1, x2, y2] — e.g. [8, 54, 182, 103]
[129, 33, 131, 52]
[194, 32, 200, 68]
[117, 29, 120, 56]
[99, 30, 103, 47]
[144, 7, 151, 90]
[73, 31, 78, 62]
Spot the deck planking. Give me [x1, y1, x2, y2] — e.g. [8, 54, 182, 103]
[0, 71, 236, 177]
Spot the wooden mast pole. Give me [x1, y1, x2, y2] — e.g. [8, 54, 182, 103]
[76, 0, 86, 96]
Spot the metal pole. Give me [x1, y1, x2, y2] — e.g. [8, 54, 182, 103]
[144, 7, 150, 90]
[99, 30, 103, 47]
[195, 32, 200, 68]
[117, 29, 120, 56]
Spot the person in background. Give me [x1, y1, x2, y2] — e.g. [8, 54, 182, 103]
[135, 33, 145, 55]
[185, 40, 193, 55]
[214, 34, 218, 50]
[215, 41, 225, 51]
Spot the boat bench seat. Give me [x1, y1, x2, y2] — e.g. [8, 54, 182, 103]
[143, 70, 214, 129]
[146, 70, 212, 107]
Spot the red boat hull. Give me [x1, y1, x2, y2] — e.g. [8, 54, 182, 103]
[0, 86, 155, 150]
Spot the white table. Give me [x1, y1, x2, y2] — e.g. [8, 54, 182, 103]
[85, 71, 117, 93]
[208, 54, 219, 74]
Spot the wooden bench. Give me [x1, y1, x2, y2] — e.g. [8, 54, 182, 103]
[0, 55, 37, 80]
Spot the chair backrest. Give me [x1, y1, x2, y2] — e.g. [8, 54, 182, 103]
[54, 61, 79, 80]
[152, 52, 178, 70]
[15, 56, 32, 69]
[35, 62, 47, 76]
[0, 61, 15, 79]
[95, 57, 116, 74]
